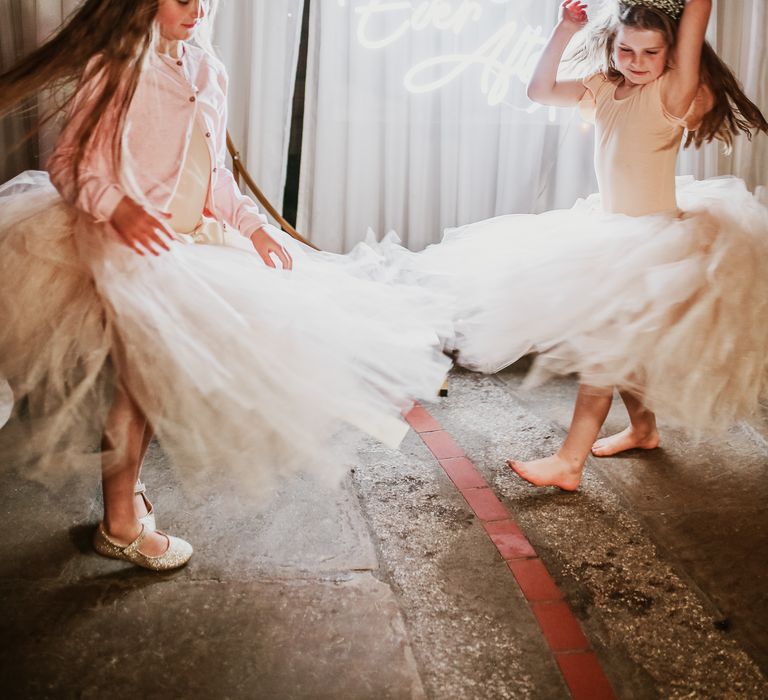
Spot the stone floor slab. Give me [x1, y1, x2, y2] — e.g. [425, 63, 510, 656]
[354, 430, 571, 700]
[49, 442, 379, 584]
[0, 575, 424, 700]
[497, 361, 768, 674]
[432, 369, 768, 699]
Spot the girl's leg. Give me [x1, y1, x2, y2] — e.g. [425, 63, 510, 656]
[101, 383, 168, 557]
[591, 390, 660, 457]
[507, 384, 613, 491]
[134, 421, 155, 519]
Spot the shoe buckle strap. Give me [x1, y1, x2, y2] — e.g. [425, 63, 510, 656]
[122, 525, 148, 556]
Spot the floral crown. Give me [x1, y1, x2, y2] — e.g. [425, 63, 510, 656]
[621, 0, 685, 20]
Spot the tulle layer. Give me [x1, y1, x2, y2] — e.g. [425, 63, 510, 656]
[375, 177, 768, 431]
[0, 172, 451, 490]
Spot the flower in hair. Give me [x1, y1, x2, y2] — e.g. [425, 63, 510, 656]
[621, 0, 685, 20]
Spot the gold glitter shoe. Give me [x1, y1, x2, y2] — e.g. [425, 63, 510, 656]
[93, 523, 192, 571]
[135, 480, 156, 531]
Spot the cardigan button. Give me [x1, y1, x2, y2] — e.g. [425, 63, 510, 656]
[176, 60, 183, 66]
[205, 132, 211, 138]
[189, 96, 196, 102]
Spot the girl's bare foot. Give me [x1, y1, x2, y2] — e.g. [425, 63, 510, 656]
[591, 426, 660, 457]
[506, 454, 583, 491]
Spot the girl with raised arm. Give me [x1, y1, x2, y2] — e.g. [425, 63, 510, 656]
[509, 0, 767, 489]
[386, 0, 767, 490]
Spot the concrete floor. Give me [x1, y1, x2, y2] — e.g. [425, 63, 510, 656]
[496, 361, 768, 677]
[1, 365, 766, 699]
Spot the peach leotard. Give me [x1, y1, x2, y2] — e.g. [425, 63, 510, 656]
[580, 72, 711, 217]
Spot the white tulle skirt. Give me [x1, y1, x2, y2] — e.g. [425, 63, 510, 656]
[376, 177, 768, 431]
[0, 171, 451, 489]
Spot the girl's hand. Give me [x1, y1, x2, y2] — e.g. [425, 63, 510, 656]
[250, 227, 293, 270]
[526, 0, 590, 106]
[109, 196, 174, 256]
[559, 0, 588, 32]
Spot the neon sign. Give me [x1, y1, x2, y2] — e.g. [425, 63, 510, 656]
[337, 0, 550, 111]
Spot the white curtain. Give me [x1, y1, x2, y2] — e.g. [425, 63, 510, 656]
[678, 0, 768, 193]
[213, 0, 305, 216]
[299, 0, 767, 253]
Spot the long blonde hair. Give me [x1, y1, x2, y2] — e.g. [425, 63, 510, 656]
[569, 1, 768, 150]
[0, 0, 219, 194]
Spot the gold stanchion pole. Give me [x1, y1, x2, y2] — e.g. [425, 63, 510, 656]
[226, 131, 318, 251]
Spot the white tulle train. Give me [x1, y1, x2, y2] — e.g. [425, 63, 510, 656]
[0, 171, 451, 491]
[374, 176, 768, 431]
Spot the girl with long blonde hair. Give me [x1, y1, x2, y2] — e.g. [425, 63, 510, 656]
[0, 0, 451, 569]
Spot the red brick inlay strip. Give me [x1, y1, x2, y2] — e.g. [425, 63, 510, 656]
[405, 403, 616, 700]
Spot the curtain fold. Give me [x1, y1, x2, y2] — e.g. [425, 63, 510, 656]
[299, 0, 767, 253]
[213, 0, 305, 216]
[1, 0, 82, 181]
[678, 0, 768, 187]
[1, 0, 39, 181]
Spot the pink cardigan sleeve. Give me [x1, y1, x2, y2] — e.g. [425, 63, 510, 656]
[47, 61, 126, 223]
[211, 68, 269, 237]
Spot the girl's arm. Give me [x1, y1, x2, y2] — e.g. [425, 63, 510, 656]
[527, 0, 589, 106]
[661, 0, 712, 117]
[47, 64, 172, 256]
[211, 70, 292, 269]
[49, 117, 173, 256]
[47, 66, 126, 224]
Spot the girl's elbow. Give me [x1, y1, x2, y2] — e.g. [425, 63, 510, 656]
[526, 83, 542, 102]
[527, 84, 552, 106]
